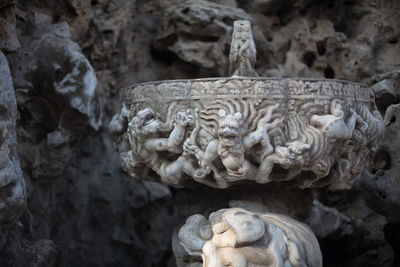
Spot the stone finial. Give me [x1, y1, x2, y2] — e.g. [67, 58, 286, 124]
[228, 20, 259, 77]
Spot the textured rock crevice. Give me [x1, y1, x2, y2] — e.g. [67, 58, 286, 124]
[0, 2, 27, 265]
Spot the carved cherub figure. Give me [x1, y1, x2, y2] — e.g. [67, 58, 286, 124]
[184, 104, 281, 182]
[178, 207, 322, 267]
[256, 100, 366, 183]
[310, 99, 360, 143]
[257, 141, 311, 182]
[125, 107, 199, 185]
[229, 20, 258, 77]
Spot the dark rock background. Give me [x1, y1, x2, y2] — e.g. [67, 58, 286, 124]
[0, 0, 399, 266]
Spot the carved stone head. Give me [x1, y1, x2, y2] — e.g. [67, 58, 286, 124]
[218, 111, 247, 145]
[212, 208, 265, 247]
[129, 108, 160, 137]
[233, 20, 251, 34]
[330, 99, 344, 117]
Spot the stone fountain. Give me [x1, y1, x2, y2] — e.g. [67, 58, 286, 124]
[110, 20, 383, 267]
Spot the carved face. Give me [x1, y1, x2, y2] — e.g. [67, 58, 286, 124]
[131, 108, 161, 136]
[233, 20, 251, 34]
[206, 208, 265, 248]
[330, 99, 343, 116]
[275, 146, 295, 166]
[201, 209, 265, 267]
[218, 112, 246, 147]
[275, 141, 311, 166]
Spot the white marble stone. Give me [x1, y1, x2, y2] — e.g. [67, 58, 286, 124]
[177, 205, 322, 267]
[111, 19, 384, 267]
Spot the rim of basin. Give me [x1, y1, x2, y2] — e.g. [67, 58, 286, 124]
[121, 77, 367, 90]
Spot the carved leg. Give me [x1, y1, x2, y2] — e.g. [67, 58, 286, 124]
[309, 114, 325, 128]
[256, 154, 279, 183]
[345, 109, 358, 138]
[174, 204, 322, 267]
[159, 156, 198, 185]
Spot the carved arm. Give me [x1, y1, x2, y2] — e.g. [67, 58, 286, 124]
[184, 139, 219, 167]
[239, 39, 250, 55]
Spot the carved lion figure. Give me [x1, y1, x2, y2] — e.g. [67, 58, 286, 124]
[183, 104, 281, 186]
[178, 207, 322, 267]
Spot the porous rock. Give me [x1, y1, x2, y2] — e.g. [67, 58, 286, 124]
[306, 200, 352, 239]
[358, 103, 400, 223]
[154, 0, 251, 75]
[0, 50, 26, 223]
[0, 1, 20, 54]
[9, 22, 101, 181]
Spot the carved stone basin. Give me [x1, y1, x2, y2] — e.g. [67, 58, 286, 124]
[111, 19, 384, 267]
[113, 77, 382, 189]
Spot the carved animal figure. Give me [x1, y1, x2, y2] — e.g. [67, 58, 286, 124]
[178, 207, 322, 267]
[125, 107, 199, 185]
[257, 111, 330, 182]
[310, 99, 359, 143]
[183, 104, 281, 185]
[357, 102, 384, 146]
[229, 20, 258, 77]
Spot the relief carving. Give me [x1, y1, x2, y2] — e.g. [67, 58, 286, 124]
[183, 103, 281, 186]
[117, 104, 200, 185]
[113, 91, 382, 189]
[177, 206, 322, 267]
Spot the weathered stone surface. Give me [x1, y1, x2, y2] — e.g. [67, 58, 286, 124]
[359, 167, 400, 223]
[0, 50, 26, 223]
[306, 200, 352, 239]
[358, 103, 400, 223]
[22, 239, 58, 267]
[9, 22, 101, 181]
[0, 3, 20, 54]
[176, 204, 322, 267]
[115, 78, 382, 189]
[154, 0, 251, 76]
[174, 184, 314, 221]
[261, 17, 374, 82]
[312, 189, 393, 267]
[369, 70, 400, 113]
[371, 79, 399, 110]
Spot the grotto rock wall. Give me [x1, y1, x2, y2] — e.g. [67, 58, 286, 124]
[0, 0, 399, 266]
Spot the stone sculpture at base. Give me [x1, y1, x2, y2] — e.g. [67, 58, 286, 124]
[177, 205, 322, 267]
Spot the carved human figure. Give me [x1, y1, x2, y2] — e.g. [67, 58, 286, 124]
[183, 104, 281, 183]
[310, 99, 359, 143]
[257, 141, 311, 182]
[125, 107, 199, 185]
[178, 207, 322, 267]
[229, 20, 258, 77]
